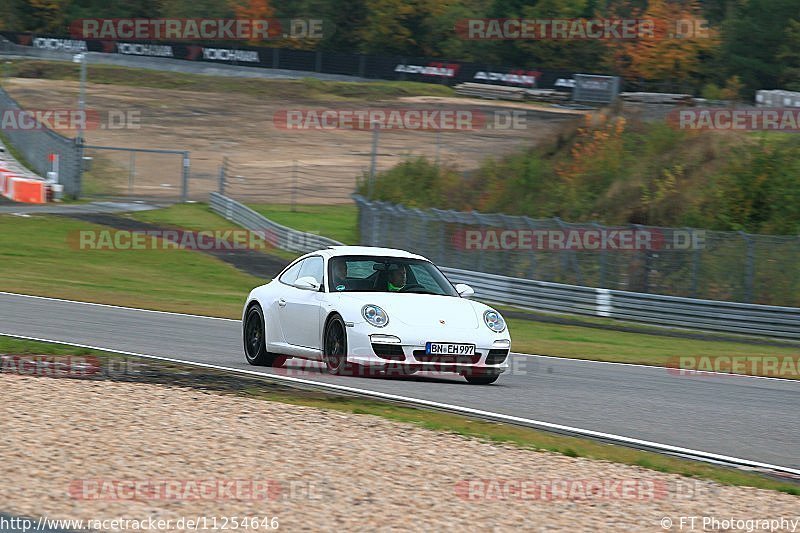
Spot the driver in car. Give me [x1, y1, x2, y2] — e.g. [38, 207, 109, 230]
[331, 260, 350, 291]
[387, 264, 407, 292]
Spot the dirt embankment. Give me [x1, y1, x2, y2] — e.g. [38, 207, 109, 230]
[5, 79, 580, 202]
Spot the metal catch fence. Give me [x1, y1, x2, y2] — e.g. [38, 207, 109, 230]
[353, 195, 800, 307]
[0, 86, 82, 197]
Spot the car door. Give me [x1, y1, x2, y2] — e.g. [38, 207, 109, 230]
[278, 255, 325, 349]
[269, 258, 305, 346]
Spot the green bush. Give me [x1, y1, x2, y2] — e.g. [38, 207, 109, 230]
[364, 120, 800, 235]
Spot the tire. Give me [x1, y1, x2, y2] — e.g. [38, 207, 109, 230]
[243, 304, 281, 366]
[463, 371, 501, 385]
[323, 315, 352, 376]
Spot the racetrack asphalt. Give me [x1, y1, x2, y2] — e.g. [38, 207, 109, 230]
[1, 291, 798, 471]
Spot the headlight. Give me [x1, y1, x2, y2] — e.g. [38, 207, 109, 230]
[362, 305, 389, 327]
[483, 309, 506, 333]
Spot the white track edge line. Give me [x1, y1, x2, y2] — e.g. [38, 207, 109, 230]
[2, 331, 798, 477]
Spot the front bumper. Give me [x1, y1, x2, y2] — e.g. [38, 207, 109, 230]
[345, 323, 511, 373]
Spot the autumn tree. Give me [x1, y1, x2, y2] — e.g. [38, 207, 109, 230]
[606, 0, 718, 88]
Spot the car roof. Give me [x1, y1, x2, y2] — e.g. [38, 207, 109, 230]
[320, 246, 429, 261]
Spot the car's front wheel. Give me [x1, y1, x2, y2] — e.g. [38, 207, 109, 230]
[463, 370, 501, 385]
[243, 304, 282, 367]
[323, 315, 354, 375]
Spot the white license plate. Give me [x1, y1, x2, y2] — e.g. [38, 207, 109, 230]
[426, 342, 476, 356]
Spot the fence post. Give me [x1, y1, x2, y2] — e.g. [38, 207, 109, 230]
[594, 221, 606, 287]
[368, 122, 379, 198]
[128, 151, 135, 195]
[291, 160, 297, 212]
[741, 231, 755, 303]
[358, 55, 366, 78]
[690, 227, 700, 298]
[181, 151, 190, 202]
[218, 156, 227, 195]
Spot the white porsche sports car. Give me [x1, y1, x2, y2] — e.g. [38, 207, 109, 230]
[242, 246, 511, 384]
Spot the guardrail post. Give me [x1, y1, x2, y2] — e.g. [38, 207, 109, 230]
[596, 288, 612, 317]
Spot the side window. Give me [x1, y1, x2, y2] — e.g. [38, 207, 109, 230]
[298, 256, 324, 284]
[279, 260, 304, 285]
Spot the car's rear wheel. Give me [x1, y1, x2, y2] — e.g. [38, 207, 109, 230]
[244, 305, 282, 366]
[463, 370, 501, 385]
[323, 315, 353, 375]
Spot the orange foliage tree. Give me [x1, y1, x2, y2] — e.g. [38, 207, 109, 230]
[229, 0, 274, 45]
[606, 0, 719, 85]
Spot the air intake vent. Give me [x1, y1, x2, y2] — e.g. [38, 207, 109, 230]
[371, 343, 406, 361]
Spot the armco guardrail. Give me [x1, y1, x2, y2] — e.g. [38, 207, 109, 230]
[211, 193, 800, 339]
[210, 192, 341, 253]
[439, 267, 800, 339]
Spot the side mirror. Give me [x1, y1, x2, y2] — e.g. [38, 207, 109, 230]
[294, 276, 321, 291]
[455, 283, 475, 298]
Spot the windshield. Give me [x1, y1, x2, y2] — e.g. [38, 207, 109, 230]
[327, 256, 458, 296]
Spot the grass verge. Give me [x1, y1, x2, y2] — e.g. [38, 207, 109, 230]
[0, 213, 260, 317]
[1, 334, 797, 496]
[506, 317, 799, 372]
[129, 203, 300, 262]
[5, 60, 455, 101]
[248, 203, 359, 244]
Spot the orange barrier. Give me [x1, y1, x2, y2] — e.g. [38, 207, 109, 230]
[0, 171, 19, 196]
[5, 176, 46, 203]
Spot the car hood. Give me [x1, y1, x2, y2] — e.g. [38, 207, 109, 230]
[339, 292, 480, 329]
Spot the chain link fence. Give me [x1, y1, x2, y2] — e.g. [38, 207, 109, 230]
[218, 158, 365, 206]
[353, 195, 800, 307]
[0, 86, 82, 197]
[81, 144, 190, 201]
